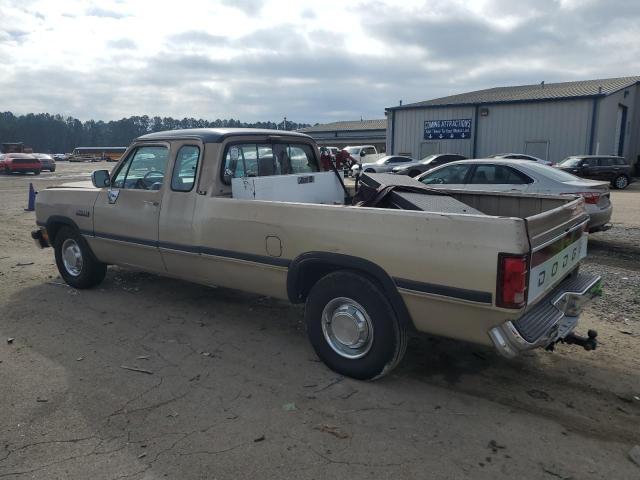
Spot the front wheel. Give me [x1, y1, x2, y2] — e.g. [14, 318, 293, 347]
[305, 271, 408, 380]
[54, 226, 106, 289]
[613, 174, 629, 189]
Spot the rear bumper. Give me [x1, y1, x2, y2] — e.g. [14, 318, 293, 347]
[489, 272, 601, 358]
[586, 203, 612, 231]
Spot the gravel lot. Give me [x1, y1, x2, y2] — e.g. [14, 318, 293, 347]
[1, 163, 639, 479]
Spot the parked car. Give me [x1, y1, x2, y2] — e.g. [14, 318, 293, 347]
[417, 159, 613, 232]
[53, 153, 69, 161]
[343, 145, 385, 164]
[352, 155, 416, 174]
[392, 153, 467, 177]
[325, 146, 340, 159]
[33, 153, 56, 172]
[31, 128, 601, 380]
[488, 153, 553, 166]
[555, 155, 632, 189]
[2, 153, 41, 175]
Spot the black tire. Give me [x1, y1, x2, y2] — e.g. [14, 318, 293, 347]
[33, 170, 40, 175]
[613, 174, 629, 190]
[408, 170, 421, 178]
[305, 271, 408, 380]
[54, 226, 106, 289]
[364, 168, 375, 173]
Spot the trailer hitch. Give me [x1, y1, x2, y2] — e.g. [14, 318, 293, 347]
[562, 329, 598, 351]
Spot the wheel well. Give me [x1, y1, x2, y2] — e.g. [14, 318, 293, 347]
[287, 252, 415, 331]
[364, 168, 375, 173]
[45, 217, 81, 243]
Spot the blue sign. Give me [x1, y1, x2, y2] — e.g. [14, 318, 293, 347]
[424, 119, 472, 140]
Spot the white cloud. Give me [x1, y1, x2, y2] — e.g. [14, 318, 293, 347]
[0, 0, 638, 123]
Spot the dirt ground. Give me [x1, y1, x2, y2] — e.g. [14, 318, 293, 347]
[1, 162, 639, 480]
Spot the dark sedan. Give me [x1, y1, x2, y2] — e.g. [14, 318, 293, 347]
[392, 153, 467, 177]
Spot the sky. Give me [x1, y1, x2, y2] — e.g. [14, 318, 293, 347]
[1, 0, 639, 124]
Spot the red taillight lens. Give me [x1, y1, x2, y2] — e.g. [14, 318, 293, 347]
[497, 254, 528, 309]
[562, 192, 601, 204]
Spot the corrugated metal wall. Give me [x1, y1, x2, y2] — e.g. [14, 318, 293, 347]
[594, 84, 637, 158]
[475, 100, 592, 161]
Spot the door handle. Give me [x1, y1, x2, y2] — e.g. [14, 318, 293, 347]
[143, 200, 159, 207]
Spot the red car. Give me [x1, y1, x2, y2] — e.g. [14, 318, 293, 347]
[1, 153, 42, 174]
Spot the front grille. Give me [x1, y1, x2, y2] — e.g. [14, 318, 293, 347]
[513, 272, 599, 343]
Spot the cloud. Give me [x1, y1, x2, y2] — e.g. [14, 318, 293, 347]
[0, 0, 638, 124]
[107, 38, 136, 50]
[220, 0, 263, 16]
[85, 6, 128, 19]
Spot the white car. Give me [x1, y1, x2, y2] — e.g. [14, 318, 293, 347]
[352, 155, 417, 174]
[417, 159, 612, 232]
[343, 145, 385, 164]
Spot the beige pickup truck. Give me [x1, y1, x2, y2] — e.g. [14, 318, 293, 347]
[32, 128, 601, 380]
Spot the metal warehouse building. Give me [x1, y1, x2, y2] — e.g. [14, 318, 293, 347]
[298, 119, 387, 152]
[386, 76, 640, 170]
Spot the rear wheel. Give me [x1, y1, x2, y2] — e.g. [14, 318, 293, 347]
[33, 170, 40, 175]
[364, 168, 375, 173]
[54, 226, 106, 289]
[305, 271, 408, 380]
[613, 174, 629, 189]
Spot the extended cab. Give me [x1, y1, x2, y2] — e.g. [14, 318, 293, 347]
[32, 128, 601, 380]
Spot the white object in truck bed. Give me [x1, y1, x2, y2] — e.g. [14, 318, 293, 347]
[231, 171, 344, 204]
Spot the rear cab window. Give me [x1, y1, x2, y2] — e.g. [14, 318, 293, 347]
[222, 142, 318, 184]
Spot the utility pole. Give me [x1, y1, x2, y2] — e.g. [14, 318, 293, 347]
[283, 116, 287, 130]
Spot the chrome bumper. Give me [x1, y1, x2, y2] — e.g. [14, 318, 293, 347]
[489, 272, 601, 358]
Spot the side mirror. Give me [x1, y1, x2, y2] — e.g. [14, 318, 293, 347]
[92, 170, 111, 188]
[360, 151, 366, 157]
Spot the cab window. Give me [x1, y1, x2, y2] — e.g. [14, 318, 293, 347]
[171, 145, 200, 192]
[222, 142, 317, 184]
[420, 164, 470, 185]
[112, 146, 169, 190]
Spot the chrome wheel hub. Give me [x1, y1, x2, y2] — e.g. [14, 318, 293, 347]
[321, 297, 373, 359]
[61, 238, 83, 277]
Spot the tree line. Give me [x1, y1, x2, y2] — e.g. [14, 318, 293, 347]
[0, 112, 311, 153]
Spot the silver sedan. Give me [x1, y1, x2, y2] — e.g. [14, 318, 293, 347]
[417, 159, 612, 232]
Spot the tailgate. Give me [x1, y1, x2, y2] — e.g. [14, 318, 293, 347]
[525, 197, 589, 305]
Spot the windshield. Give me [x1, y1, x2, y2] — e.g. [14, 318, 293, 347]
[344, 147, 360, 154]
[524, 162, 583, 182]
[557, 157, 583, 167]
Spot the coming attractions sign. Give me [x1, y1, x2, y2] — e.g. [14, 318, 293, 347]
[424, 119, 472, 140]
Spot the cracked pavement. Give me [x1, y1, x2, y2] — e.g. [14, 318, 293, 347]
[1, 163, 639, 479]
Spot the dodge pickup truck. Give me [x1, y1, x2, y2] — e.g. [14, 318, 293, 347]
[32, 128, 601, 380]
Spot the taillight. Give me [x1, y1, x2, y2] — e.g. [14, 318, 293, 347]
[497, 254, 528, 309]
[562, 192, 601, 204]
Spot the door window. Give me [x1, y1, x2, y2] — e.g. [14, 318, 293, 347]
[597, 158, 613, 167]
[171, 145, 200, 192]
[469, 165, 532, 184]
[112, 146, 169, 190]
[583, 158, 597, 167]
[420, 164, 470, 185]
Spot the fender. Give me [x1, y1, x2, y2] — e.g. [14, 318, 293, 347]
[287, 251, 415, 331]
